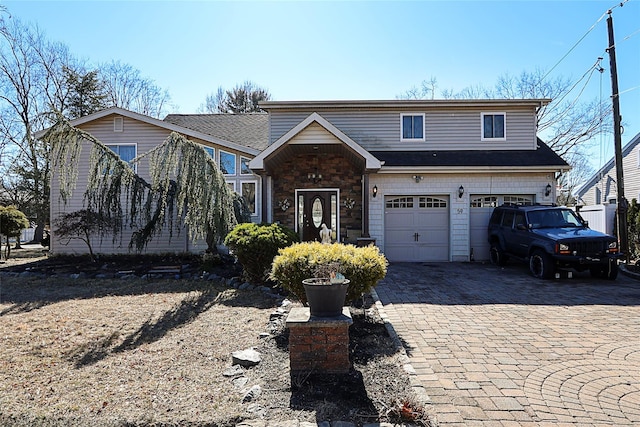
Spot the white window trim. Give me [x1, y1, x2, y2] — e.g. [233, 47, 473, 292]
[226, 180, 236, 193]
[481, 112, 506, 141]
[219, 149, 237, 176]
[240, 156, 253, 175]
[400, 113, 426, 142]
[241, 180, 259, 216]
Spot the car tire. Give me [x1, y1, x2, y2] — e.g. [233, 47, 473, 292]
[489, 242, 508, 266]
[529, 249, 554, 279]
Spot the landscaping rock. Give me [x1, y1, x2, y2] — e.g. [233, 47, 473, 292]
[241, 385, 261, 402]
[231, 348, 261, 367]
[222, 365, 244, 377]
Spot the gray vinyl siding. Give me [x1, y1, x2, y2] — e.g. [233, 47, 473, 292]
[269, 107, 537, 151]
[49, 113, 258, 255]
[579, 144, 640, 206]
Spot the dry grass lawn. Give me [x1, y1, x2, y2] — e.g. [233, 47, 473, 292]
[0, 248, 430, 426]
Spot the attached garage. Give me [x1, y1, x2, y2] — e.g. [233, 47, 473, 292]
[384, 195, 449, 262]
[469, 195, 534, 261]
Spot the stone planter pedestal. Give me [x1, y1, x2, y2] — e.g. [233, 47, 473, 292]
[286, 307, 352, 375]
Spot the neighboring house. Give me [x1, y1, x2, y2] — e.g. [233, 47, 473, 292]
[43, 107, 266, 255]
[43, 99, 569, 262]
[575, 132, 640, 206]
[250, 99, 568, 262]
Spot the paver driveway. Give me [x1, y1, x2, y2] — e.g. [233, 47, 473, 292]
[374, 262, 640, 427]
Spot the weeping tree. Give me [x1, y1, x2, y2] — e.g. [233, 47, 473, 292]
[44, 115, 239, 254]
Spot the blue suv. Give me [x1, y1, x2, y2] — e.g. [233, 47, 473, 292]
[488, 204, 622, 279]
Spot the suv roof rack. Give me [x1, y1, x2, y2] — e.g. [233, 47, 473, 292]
[499, 203, 558, 208]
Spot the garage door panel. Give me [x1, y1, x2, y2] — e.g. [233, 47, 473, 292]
[384, 196, 449, 262]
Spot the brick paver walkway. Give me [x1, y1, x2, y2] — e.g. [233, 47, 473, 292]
[374, 262, 640, 426]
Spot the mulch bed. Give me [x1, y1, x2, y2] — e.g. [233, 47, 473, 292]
[0, 249, 433, 426]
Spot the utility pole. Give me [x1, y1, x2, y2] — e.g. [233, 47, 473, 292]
[607, 9, 628, 262]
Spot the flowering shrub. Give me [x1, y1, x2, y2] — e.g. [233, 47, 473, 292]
[270, 242, 388, 304]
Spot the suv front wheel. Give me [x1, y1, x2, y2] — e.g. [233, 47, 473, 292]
[489, 242, 508, 266]
[529, 249, 555, 279]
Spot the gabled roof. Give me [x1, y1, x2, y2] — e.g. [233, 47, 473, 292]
[575, 132, 640, 197]
[370, 139, 568, 173]
[35, 107, 261, 156]
[163, 113, 268, 151]
[249, 112, 382, 171]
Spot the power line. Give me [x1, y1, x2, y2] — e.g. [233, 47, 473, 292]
[540, 0, 629, 84]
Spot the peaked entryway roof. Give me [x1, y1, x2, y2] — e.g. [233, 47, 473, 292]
[249, 112, 382, 174]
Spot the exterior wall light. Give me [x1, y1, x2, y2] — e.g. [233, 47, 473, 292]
[545, 183, 552, 197]
[458, 185, 464, 198]
[412, 175, 424, 183]
[372, 185, 378, 198]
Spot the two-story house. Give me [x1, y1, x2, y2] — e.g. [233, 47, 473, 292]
[44, 99, 568, 262]
[249, 99, 568, 262]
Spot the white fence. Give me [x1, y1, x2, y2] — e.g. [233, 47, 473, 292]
[574, 204, 617, 236]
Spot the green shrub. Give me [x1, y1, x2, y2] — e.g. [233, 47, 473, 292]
[224, 222, 299, 284]
[270, 242, 388, 304]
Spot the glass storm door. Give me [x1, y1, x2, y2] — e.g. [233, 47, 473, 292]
[297, 190, 338, 242]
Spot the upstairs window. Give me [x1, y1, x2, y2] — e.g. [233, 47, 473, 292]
[401, 113, 425, 141]
[240, 156, 252, 175]
[202, 146, 215, 158]
[482, 113, 505, 140]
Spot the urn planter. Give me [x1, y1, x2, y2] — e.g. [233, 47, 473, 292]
[302, 278, 350, 317]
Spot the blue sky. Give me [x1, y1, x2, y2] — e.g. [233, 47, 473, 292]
[3, 0, 640, 171]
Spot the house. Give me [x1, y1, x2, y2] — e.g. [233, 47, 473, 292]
[250, 99, 568, 262]
[575, 132, 640, 206]
[44, 99, 569, 262]
[44, 107, 267, 255]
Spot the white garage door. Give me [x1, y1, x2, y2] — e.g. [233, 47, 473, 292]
[469, 195, 534, 261]
[384, 196, 449, 262]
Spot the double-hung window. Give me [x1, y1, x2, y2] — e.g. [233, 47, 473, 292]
[482, 113, 506, 140]
[401, 113, 425, 141]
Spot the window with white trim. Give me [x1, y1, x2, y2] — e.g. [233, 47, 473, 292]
[240, 156, 252, 175]
[219, 150, 236, 175]
[106, 144, 137, 171]
[226, 181, 236, 193]
[400, 114, 425, 141]
[241, 181, 257, 215]
[481, 113, 505, 140]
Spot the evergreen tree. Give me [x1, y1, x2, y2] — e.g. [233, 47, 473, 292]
[0, 205, 30, 259]
[63, 66, 107, 119]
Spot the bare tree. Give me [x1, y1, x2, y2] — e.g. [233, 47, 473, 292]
[200, 81, 271, 114]
[0, 16, 74, 243]
[99, 60, 172, 118]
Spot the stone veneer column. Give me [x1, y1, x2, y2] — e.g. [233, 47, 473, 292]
[285, 307, 353, 375]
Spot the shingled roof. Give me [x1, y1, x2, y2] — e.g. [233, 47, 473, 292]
[163, 113, 269, 151]
[370, 139, 568, 170]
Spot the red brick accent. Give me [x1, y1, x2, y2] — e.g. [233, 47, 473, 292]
[286, 308, 353, 375]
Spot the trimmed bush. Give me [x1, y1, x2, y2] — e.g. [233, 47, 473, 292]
[224, 222, 299, 284]
[270, 242, 388, 304]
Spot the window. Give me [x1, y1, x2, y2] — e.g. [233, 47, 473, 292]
[106, 144, 136, 171]
[470, 196, 497, 208]
[241, 181, 257, 215]
[113, 117, 123, 132]
[482, 113, 505, 140]
[401, 114, 424, 141]
[386, 197, 414, 209]
[418, 197, 447, 208]
[202, 146, 214, 158]
[503, 195, 533, 206]
[501, 211, 514, 227]
[240, 156, 252, 175]
[226, 181, 236, 193]
[219, 150, 236, 175]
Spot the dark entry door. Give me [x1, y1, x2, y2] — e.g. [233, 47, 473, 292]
[299, 190, 337, 242]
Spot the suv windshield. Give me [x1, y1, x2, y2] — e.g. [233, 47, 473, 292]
[527, 209, 583, 229]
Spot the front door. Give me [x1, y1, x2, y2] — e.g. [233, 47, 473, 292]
[297, 190, 338, 242]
